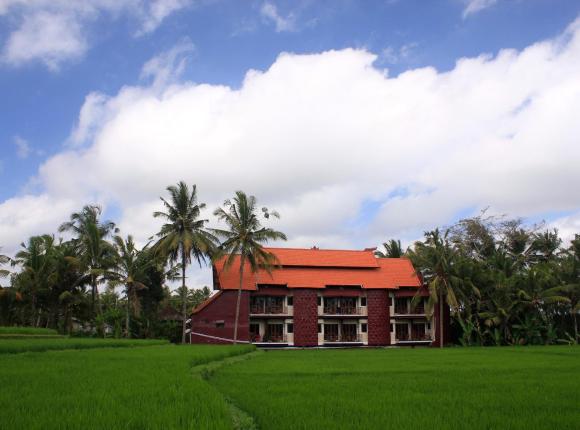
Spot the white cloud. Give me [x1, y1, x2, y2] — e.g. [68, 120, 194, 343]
[2, 19, 580, 286]
[0, 0, 192, 69]
[260, 2, 296, 32]
[381, 42, 418, 65]
[13, 135, 31, 159]
[462, 0, 497, 19]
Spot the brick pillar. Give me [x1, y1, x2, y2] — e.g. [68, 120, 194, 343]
[293, 289, 318, 347]
[367, 289, 389, 346]
[433, 300, 450, 347]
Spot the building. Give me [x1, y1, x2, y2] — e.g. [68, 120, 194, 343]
[190, 247, 449, 347]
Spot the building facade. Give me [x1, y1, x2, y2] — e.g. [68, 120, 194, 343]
[190, 247, 449, 347]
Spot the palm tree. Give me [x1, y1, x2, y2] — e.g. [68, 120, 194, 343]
[408, 229, 468, 348]
[0, 247, 10, 287]
[13, 235, 57, 326]
[109, 235, 150, 338]
[212, 191, 287, 344]
[375, 239, 404, 258]
[153, 182, 215, 344]
[59, 205, 117, 321]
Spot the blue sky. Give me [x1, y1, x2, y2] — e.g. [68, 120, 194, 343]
[1, 0, 580, 286]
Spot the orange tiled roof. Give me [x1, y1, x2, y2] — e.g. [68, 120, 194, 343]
[213, 247, 420, 291]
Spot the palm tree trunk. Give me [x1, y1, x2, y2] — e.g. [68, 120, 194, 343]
[125, 286, 131, 339]
[181, 252, 187, 344]
[233, 254, 246, 345]
[574, 312, 578, 345]
[439, 291, 444, 348]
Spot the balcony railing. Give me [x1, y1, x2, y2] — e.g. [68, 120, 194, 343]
[322, 306, 363, 315]
[396, 333, 432, 342]
[251, 334, 288, 343]
[323, 333, 363, 343]
[250, 304, 288, 315]
[394, 304, 425, 315]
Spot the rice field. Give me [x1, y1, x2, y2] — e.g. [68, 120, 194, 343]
[1, 337, 578, 430]
[210, 346, 580, 430]
[0, 326, 59, 335]
[0, 337, 169, 353]
[0, 341, 254, 429]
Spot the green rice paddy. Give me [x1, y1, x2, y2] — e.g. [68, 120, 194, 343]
[211, 347, 580, 430]
[1, 336, 578, 430]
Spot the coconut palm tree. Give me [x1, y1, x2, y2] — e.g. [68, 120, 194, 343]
[153, 182, 216, 344]
[375, 239, 404, 258]
[408, 229, 468, 348]
[12, 235, 57, 326]
[212, 191, 287, 344]
[109, 235, 151, 338]
[0, 247, 10, 287]
[59, 205, 117, 321]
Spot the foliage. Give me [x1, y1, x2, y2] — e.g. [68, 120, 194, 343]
[212, 191, 286, 342]
[153, 181, 216, 343]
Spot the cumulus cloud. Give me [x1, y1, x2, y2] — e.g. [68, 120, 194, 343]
[260, 2, 296, 32]
[462, 0, 497, 18]
[0, 0, 192, 69]
[2, 19, 580, 286]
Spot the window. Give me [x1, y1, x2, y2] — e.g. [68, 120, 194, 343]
[287, 323, 293, 333]
[249, 323, 260, 342]
[361, 323, 367, 333]
[318, 324, 322, 333]
[390, 324, 394, 333]
[287, 296, 293, 306]
[427, 322, 431, 330]
[317, 296, 322, 306]
[360, 297, 367, 307]
[215, 321, 225, 328]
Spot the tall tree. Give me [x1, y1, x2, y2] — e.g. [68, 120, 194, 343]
[12, 235, 57, 326]
[0, 247, 10, 285]
[109, 235, 150, 338]
[375, 239, 404, 258]
[59, 205, 117, 324]
[408, 229, 470, 348]
[212, 191, 286, 344]
[153, 182, 215, 344]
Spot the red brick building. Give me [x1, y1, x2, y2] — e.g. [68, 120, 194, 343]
[190, 247, 449, 347]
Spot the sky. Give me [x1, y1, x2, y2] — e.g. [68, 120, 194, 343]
[1, 0, 580, 288]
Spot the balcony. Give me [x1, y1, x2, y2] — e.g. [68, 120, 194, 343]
[323, 333, 363, 343]
[251, 333, 288, 343]
[250, 304, 288, 315]
[322, 306, 363, 316]
[394, 301, 425, 315]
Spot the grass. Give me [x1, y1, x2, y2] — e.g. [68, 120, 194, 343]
[0, 337, 170, 353]
[0, 342, 254, 430]
[0, 326, 59, 335]
[210, 346, 580, 430]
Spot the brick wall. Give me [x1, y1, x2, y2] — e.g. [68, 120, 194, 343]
[190, 290, 249, 344]
[367, 289, 390, 346]
[293, 289, 319, 347]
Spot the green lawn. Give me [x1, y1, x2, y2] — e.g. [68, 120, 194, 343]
[210, 346, 580, 430]
[0, 341, 254, 430]
[0, 326, 59, 335]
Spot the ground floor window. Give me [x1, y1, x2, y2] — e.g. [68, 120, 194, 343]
[342, 324, 357, 341]
[324, 323, 339, 341]
[265, 323, 284, 342]
[361, 323, 367, 333]
[395, 323, 409, 341]
[249, 323, 260, 342]
[412, 323, 426, 340]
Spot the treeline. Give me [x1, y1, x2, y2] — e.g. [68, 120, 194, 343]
[0, 183, 283, 343]
[383, 213, 578, 345]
